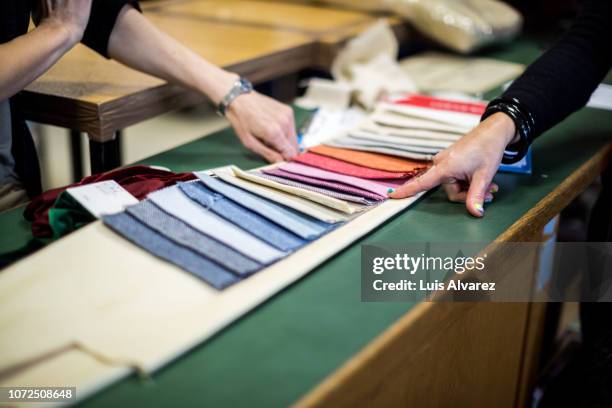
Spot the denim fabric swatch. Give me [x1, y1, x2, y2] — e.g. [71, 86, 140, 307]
[103, 212, 239, 290]
[179, 181, 306, 252]
[253, 172, 375, 206]
[148, 186, 284, 264]
[127, 200, 261, 276]
[194, 173, 332, 240]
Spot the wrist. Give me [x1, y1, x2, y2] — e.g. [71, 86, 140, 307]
[492, 112, 519, 146]
[207, 71, 240, 106]
[39, 19, 83, 49]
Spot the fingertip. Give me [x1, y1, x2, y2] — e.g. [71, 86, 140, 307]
[468, 201, 485, 218]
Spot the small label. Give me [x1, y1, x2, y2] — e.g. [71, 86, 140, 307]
[67, 180, 138, 218]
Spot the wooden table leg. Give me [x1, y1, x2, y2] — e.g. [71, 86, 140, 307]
[89, 132, 122, 174]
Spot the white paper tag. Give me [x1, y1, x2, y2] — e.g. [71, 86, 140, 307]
[67, 180, 138, 218]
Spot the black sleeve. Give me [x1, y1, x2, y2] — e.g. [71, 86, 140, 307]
[81, 0, 141, 58]
[502, 0, 612, 138]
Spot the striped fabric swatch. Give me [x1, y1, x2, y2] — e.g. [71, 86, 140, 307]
[308, 145, 429, 173]
[326, 137, 434, 161]
[277, 162, 394, 197]
[293, 152, 411, 179]
[253, 172, 376, 205]
[261, 168, 385, 202]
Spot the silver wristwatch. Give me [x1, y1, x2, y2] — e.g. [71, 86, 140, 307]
[217, 77, 253, 116]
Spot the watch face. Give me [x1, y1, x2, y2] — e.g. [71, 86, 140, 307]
[240, 78, 253, 92]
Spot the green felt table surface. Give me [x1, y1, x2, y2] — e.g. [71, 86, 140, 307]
[1, 38, 610, 406]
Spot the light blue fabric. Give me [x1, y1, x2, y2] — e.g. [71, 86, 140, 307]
[179, 181, 305, 252]
[127, 200, 262, 276]
[148, 186, 284, 264]
[103, 212, 239, 290]
[194, 172, 333, 240]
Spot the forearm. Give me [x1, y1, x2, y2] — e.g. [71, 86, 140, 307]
[107, 6, 236, 105]
[0, 22, 78, 101]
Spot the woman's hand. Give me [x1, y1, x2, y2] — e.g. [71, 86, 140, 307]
[389, 112, 517, 217]
[34, 0, 93, 44]
[226, 92, 299, 163]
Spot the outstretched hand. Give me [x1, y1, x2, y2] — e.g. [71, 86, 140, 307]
[389, 112, 517, 217]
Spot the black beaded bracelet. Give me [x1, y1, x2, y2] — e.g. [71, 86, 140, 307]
[481, 97, 536, 164]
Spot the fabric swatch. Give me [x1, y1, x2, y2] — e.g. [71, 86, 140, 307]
[293, 152, 411, 179]
[261, 168, 384, 201]
[349, 130, 450, 150]
[326, 138, 434, 161]
[148, 186, 284, 264]
[253, 172, 376, 205]
[194, 173, 332, 240]
[308, 145, 430, 173]
[179, 181, 306, 252]
[278, 162, 394, 197]
[232, 166, 359, 214]
[212, 168, 349, 224]
[340, 134, 440, 154]
[104, 212, 238, 290]
[127, 200, 262, 276]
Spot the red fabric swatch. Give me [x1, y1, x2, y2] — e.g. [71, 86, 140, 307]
[24, 165, 196, 238]
[292, 152, 415, 179]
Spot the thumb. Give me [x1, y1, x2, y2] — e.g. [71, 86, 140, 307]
[466, 170, 494, 217]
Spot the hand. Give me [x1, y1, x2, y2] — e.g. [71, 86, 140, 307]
[389, 112, 517, 217]
[33, 0, 93, 44]
[225, 92, 299, 163]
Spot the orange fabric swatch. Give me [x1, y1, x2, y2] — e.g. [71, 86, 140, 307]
[311, 145, 430, 173]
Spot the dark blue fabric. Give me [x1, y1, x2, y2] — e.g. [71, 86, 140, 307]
[103, 211, 238, 290]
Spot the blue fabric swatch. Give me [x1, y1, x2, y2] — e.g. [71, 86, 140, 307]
[179, 181, 306, 252]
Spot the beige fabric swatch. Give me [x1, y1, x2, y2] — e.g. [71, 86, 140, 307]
[232, 166, 360, 214]
[213, 167, 349, 223]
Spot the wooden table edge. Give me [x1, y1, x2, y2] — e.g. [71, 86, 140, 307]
[293, 142, 612, 407]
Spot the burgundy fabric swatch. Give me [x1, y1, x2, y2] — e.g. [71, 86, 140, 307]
[293, 152, 414, 179]
[24, 165, 196, 238]
[254, 172, 376, 205]
[263, 167, 385, 201]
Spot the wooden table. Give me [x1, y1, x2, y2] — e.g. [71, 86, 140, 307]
[19, 13, 313, 174]
[18, 0, 403, 175]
